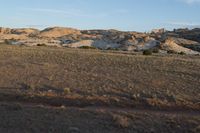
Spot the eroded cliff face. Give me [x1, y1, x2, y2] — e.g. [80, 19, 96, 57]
[170, 28, 200, 43]
[0, 27, 200, 54]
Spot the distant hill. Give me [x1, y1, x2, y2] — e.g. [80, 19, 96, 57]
[0, 27, 200, 55]
[39, 27, 81, 38]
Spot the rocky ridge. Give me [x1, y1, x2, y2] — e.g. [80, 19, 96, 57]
[0, 27, 200, 55]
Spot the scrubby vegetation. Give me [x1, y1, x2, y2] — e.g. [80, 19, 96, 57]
[63, 87, 71, 94]
[167, 50, 177, 54]
[152, 48, 159, 53]
[107, 47, 120, 51]
[4, 39, 10, 44]
[179, 51, 186, 55]
[37, 43, 47, 46]
[143, 49, 152, 55]
[79, 46, 96, 49]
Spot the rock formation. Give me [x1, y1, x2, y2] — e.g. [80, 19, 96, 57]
[0, 26, 199, 55]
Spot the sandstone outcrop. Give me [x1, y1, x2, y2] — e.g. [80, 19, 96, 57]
[0, 26, 199, 54]
[39, 27, 81, 38]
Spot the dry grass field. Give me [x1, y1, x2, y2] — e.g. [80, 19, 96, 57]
[0, 44, 200, 133]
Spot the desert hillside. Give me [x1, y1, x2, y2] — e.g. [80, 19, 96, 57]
[1, 27, 200, 55]
[0, 27, 200, 133]
[39, 27, 81, 38]
[1, 0, 200, 132]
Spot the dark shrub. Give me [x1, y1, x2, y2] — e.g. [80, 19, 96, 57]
[152, 48, 159, 53]
[167, 50, 177, 54]
[107, 47, 119, 51]
[4, 39, 10, 44]
[37, 44, 46, 46]
[79, 46, 96, 49]
[143, 50, 152, 55]
[179, 51, 186, 55]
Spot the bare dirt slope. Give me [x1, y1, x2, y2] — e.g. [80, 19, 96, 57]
[0, 44, 199, 133]
[39, 27, 81, 38]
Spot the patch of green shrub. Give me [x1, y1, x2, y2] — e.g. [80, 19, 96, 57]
[63, 87, 71, 94]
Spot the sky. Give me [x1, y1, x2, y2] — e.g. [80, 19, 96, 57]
[0, 0, 200, 31]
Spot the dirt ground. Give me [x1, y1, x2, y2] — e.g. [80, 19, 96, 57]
[0, 44, 199, 133]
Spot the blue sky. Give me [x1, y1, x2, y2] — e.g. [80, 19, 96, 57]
[0, 0, 200, 31]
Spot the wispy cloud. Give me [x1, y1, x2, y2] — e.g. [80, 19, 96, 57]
[23, 8, 129, 19]
[25, 8, 92, 18]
